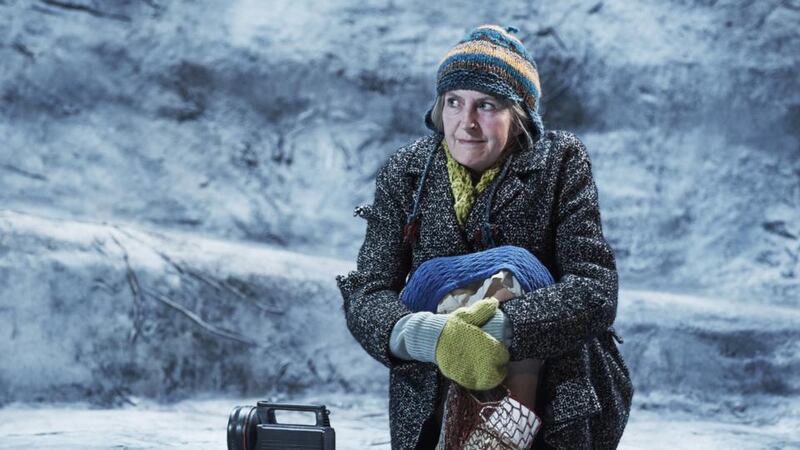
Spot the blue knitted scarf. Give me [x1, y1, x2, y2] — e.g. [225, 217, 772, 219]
[400, 245, 555, 313]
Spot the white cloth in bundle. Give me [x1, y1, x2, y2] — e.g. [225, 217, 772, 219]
[436, 270, 521, 314]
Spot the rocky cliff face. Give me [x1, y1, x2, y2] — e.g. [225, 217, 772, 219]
[2, 0, 798, 303]
[0, 0, 798, 416]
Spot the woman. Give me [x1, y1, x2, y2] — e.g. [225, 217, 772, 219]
[337, 25, 633, 449]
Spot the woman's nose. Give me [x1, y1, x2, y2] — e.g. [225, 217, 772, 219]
[460, 108, 479, 130]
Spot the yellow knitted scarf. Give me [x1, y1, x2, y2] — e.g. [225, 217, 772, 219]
[443, 139, 505, 227]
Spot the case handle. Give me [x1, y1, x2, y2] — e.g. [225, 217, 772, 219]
[256, 401, 331, 427]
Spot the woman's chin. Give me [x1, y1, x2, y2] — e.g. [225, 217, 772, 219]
[454, 155, 483, 169]
[453, 147, 485, 161]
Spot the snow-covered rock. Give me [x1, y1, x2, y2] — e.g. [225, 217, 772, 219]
[2, 210, 798, 426]
[0, 210, 384, 406]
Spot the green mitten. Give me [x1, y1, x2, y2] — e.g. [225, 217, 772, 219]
[435, 298, 510, 390]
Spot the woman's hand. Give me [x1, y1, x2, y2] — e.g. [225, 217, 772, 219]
[435, 298, 510, 390]
[488, 287, 516, 302]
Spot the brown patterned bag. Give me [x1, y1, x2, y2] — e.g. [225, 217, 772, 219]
[437, 383, 541, 450]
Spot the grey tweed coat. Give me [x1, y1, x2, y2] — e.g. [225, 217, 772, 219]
[336, 130, 633, 449]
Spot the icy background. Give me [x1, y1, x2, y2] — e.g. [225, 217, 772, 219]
[0, 0, 798, 448]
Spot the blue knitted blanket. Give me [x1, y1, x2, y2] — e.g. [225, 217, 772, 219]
[400, 245, 555, 313]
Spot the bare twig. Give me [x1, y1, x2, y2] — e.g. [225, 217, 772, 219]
[763, 221, 797, 239]
[535, 26, 567, 50]
[162, 260, 286, 315]
[782, 0, 800, 11]
[160, 250, 286, 315]
[250, 301, 286, 315]
[91, 237, 109, 256]
[543, 82, 570, 107]
[323, 353, 338, 383]
[144, 288, 259, 347]
[111, 235, 143, 344]
[111, 223, 173, 246]
[185, 269, 245, 300]
[12, 42, 35, 61]
[274, 361, 290, 384]
[141, 0, 162, 11]
[0, 163, 48, 181]
[307, 358, 320, 380]
[96, 363, 137, 407]
[40, 0, 131, 21]
[111, 225, 285, 314]
[91, 277, 116, 294]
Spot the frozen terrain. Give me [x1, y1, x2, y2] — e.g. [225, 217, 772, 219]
[0, 393, 798, 449]
[1, 0, 799, 447]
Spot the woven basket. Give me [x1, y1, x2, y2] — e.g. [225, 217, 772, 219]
[437, 383, 541, 450]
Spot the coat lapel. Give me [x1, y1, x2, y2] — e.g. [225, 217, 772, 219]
[463, 138, 552, 245]
[406, 138, 471, 254]
[404, 135, 552, 253]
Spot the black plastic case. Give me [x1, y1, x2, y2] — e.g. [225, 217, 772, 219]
[255, 402, 335, 450]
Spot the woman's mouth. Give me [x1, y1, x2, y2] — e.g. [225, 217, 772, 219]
[457, 138, 487, 145]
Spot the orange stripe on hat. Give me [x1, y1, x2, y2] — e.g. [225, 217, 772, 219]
[439, 39, 541, 96]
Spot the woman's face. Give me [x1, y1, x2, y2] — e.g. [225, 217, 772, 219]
[442, 89, 515, 172]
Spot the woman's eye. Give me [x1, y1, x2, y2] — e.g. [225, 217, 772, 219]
[446, 98, 459, 107]
[479, 102, 496, 111]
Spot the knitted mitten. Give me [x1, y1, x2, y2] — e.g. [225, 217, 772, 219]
[435, 298, 510, 390]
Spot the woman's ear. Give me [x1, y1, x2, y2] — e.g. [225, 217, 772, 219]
[509, 119, 524, 138]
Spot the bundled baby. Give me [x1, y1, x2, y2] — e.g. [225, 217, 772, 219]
[390, 245, 554, 448]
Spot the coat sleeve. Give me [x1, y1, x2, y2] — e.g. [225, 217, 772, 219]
[335, 153, 415, 369]
[499, 132, 619, 360]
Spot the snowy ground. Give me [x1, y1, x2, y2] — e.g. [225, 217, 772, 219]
[1, 395, 798, 450]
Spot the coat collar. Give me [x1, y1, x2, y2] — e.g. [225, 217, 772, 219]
[404, 133, 553, 250]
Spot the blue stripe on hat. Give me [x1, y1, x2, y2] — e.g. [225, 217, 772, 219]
[437, 53, 541, 104]
[437, 69, 522, 103]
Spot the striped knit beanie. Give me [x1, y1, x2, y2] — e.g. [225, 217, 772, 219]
[425, 25, 545, 142]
